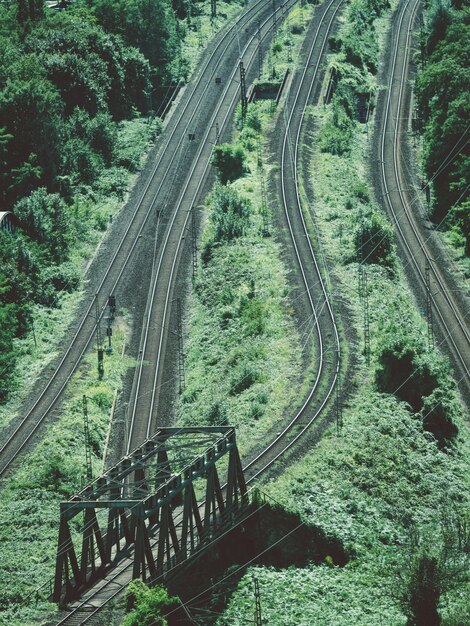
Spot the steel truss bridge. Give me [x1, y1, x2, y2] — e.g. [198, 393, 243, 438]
[53, 427, 247, 604]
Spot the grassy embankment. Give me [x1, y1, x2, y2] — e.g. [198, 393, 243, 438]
[218, 1, 470, 624]
[176, 3, 315, 459]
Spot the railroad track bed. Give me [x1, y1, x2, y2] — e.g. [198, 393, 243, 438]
[41, 0, 348, 621]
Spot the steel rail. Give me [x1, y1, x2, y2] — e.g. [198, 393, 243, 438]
[125, 0, 299, 451]
[0, 0, 278, 478]
[245, 0, 342, 479]
[379, 0, 470, 389]
[49, 2, 345, 622]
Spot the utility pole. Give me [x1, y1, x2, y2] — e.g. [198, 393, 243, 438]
[215, 122, 220, 145]
[108, 295, 116, 320]
[211, 0, 217, 19]
[82, 396, 93, 483]
[239, 61, 248, 122]
[106, 317, 113, 353]
[272, 0, 277, 32]
[191, 207, 198, 280]
[358, 264, 370, 366]
[254, 577, 262, 626]
[95, 295, 104, 380]
[176, 299, 185, 394]
[257, 19, 262, 80]
[425, 264, 434, 351]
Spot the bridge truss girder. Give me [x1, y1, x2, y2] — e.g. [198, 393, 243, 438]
[53, 427, 247, 603]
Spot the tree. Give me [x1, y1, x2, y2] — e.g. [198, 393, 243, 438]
[14, 188, 69, 262]
[0, 58, 63, 201]
[401, 513, 470, 626]
[0, 286, 19, 400]
[91, 0, 181, 87]
[354, 211, 395, 270]
[375, 340, 438, 411]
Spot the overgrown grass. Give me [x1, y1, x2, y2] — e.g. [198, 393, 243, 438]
[178, 3, 316, 458]
[219, 115, 470, 626]
[218, 5, 470, 625]
[179, 104, 305, 458]
[0, 317, 133, 626]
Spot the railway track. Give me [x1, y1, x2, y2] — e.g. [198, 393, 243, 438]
[31, 3, 468, 624]
[376, 0, 470, 403]
[124, 0, 301, 451]
[0, 0, 288, 479]
[50, 0, 344, 622]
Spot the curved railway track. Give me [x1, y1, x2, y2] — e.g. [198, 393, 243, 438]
[50, 0, 344, 622]
[125, 0, 301, 451]
[0, 0, 287, 479]
[376, 0, 470, 402]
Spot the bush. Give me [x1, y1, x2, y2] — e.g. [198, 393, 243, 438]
[14, 188, 69, 262]
[354, 211, 395, 270]
[211, 143, 248, 184]
[375, 341, 438, 411]
[421, 387, 458, 447]
[230, 364, 260, 395]
[210, 185, 251, 243]
[320, 98, 355, 156]
[124, 581, 178, 626]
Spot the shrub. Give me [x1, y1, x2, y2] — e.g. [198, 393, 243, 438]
[320, 98, 355, 156]
[210, 185, 251, 243]
[375, 341, 438, 411]
[124, 581, 178, 626]
[354, 211, 395, 270]
[14, 188, 69, 262]
[230, 364, 260, 395]
[211, 143, 248, 184]
[239, 296, 266, 336]
[420, 387, 458, 447]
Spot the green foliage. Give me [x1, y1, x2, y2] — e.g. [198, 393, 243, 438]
[0, 297, 19, 401]
[320, 0, 388, 143]
[212, 143, 248, 185]
[355, 211, 395, 269]
[319, 97, 355, 155]
[375, 340, 438, 410]
[14, 188, 69, 262]
[209, 185, 251, 243]
[420, 387, 459, 448]
[416, 5, 469, 253]
[90, 0, 181, 86]
[123, 581, 178, 626]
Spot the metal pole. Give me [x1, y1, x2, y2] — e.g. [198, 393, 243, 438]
[83, 396, 93, 483]
[254, 577, 262, 626]
[239, 61, 247, 122]
[95, 295, 104, 380]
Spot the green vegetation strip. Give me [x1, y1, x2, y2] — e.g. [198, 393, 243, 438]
[177, 3, 314, 460]
[416, 0, 469, 271]
[219, 1, 470, 624]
